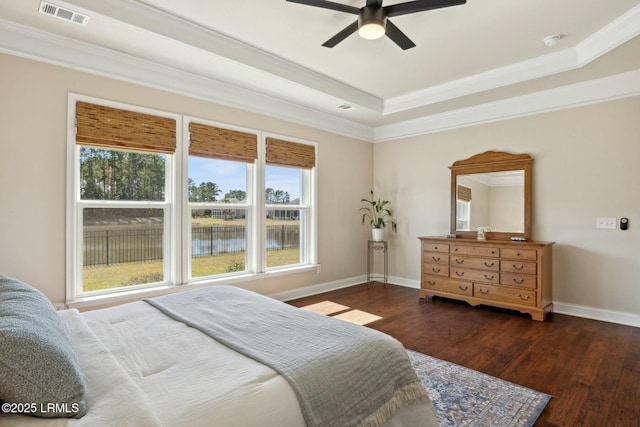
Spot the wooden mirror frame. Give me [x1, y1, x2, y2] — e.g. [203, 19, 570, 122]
[450, 151, 533, 240]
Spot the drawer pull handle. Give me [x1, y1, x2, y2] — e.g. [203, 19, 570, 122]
[513, 277, 525, 284]
[458, 285, 469, 291]
[454, 248, 458, 252]
[491, 250, 495, 254]
[455, 259, 464, 264]
[427, 280, 436, 286]
[455, 271, 465, 277]
[434, 246, 438, 250]
[484, 274, 495, 280]
[479, 288, 490, 294]
[518, 294, 530, 301]
[484, 262, 495, 267]
[516, 252, 521, 256]
[432, 256, 441, 262]
[513, 264, 524, 270]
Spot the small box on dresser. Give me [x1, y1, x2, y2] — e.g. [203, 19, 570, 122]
[419, 236, 554, 321]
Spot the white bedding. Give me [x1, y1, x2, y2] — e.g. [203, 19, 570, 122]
[2, 299, 437, 427]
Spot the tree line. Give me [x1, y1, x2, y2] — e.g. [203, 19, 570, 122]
[81, 147, 290, 203]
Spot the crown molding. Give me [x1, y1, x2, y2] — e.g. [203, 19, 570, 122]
[1, 9, 638, 145]
[60, 0, 384, 113]
[374, 69, 640, 142]
[0, 18, 374, 142]
[384, 4, 640, 115]
[32, 0, 640, 117]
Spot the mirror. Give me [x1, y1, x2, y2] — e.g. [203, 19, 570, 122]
[450, 151, 532, 240]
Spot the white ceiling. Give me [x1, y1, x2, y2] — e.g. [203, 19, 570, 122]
[1, 0, 639, 141]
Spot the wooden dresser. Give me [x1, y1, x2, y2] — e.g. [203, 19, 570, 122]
[418, 236, 554, 321]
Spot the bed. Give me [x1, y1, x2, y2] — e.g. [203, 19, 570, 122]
[0, 276, 438, 427]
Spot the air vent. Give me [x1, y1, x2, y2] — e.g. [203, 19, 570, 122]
[39, 1, 89, 26]
[337, 104, 355, 111]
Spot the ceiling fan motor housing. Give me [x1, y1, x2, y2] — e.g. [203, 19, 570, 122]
[358, 7, 387, 38]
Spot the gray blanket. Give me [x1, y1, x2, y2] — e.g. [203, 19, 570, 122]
[144, 286, 429, 427]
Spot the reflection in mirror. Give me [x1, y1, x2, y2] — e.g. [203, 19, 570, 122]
[450, 151, 532, 240]
[456, 171, 524, 232]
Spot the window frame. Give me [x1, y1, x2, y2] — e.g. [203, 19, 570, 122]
[183, 117, 258, 283]
[66, 95, 182, 301]
[262, 133, 317, 272]
[456, 199, 471, 231]
[66, 96, 318, 305]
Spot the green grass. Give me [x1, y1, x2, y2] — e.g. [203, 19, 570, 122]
[82, 248, 301, 292]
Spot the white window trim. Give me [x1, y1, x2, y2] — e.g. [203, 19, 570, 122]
[66, 94, 182, 303]
[66, 96, 319, 306]
[183, 116, 259, 283]
[262, 132, 318, 271]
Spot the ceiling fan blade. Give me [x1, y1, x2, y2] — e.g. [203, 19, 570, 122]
[385, 20, 416, 50]
[385, 0, 466, 17]
[365, 0, 384, 7]
[286, 0, 359, 15]
[322, 20, 359, 48]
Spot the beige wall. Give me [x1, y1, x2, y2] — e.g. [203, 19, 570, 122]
[374, 96, 640, 317]
[0, 53, 373, 306]
[2, 52, 639, 321]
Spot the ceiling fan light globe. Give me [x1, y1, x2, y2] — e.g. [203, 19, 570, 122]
[358, 22, 385, 40]
[359, 22, 385, 39]
[358, 7, 386, 40]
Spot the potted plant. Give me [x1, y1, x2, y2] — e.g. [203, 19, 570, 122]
[360, 190, 397, 241]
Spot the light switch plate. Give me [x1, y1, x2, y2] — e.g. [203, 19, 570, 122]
[596, 217, 617, 229]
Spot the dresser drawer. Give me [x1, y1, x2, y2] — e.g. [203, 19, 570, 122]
[501, 260, 537, 274]
[450, 267, 499, 284]
[423, 242, 449, 253]
[501, 248, 537, 261]
[451, 245, 499, 257]
[450, 256, 499, 271]
[474, 283, 536, 306]
[425, 253, 449, 265]
[422, 278, 472, 297]
[500, 273, 537, 289]
[423, 263, 449, 276]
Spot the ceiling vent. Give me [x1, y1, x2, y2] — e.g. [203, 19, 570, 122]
[39, 1, 89, 26]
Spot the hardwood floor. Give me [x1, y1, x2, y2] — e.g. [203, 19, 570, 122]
[289, 283, 640, 427]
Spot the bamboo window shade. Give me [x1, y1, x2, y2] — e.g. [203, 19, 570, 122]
[265, 137, 315, 169]
[457, 185, 472, 202]
[189, 122, 257, 163]
[76, 101, 176, 154]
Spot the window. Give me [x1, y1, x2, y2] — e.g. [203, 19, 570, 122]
[456, 184, 472, 230]
[67, 97, 317, 303]
[70, 100, 177, 297]
[265, 136, 316, 269]
[186, 120, 257, 280]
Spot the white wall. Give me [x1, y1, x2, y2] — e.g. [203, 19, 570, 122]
[374, 96, 640, 323]
[0, 53, 373, 306]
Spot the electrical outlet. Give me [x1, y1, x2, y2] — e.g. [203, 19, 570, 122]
[596, 217, 616, 229]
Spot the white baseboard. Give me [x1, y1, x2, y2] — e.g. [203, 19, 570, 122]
[391, 277, 640, 328]
[387, 276, 420, 289]
[553, 302, 640, 328]
[269, 275, 366, 302]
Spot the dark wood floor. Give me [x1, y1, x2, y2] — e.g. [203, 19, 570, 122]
[289, 283, 640, 427]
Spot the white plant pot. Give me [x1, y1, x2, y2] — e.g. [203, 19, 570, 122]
[372, 228, 384, 242]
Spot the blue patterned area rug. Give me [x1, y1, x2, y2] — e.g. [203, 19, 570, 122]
[407, 350, 551, 427]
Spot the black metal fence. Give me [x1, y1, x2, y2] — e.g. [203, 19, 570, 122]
[83, 225, 299, 267]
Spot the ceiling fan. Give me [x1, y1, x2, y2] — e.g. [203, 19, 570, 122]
[286, 0, 466, 50]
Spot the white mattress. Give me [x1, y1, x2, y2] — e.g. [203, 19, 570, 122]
[2, 300, 437, 427]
